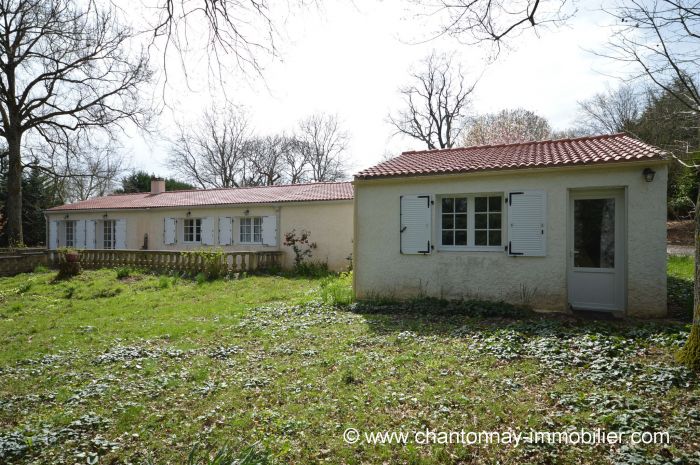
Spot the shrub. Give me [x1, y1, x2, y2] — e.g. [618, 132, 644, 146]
[158, 276, 172, 289]
[319, 272, 353, 306]
[283, 230, 317, 268]
[33, 265, 49, 273]
[18, 281, 33, 294]
[190, 249, 225, 280]
[295, 261, 330, 278]
[195, 272, 208, 285]
[116, 267, 132, 279]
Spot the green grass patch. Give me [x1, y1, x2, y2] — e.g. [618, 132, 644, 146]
[0, 269, 697, 464]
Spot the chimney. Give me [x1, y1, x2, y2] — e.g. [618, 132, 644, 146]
[150, 178, 166, 194]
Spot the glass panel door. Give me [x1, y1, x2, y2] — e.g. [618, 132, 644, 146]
[573, 198, 615, 268]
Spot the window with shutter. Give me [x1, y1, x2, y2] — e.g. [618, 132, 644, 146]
[164, 218, 177, 245]
[262, 216, 277, 246]
[219, 217, 233, 245]
[508, 190, 547, 256]
[400, 195, 432, 254]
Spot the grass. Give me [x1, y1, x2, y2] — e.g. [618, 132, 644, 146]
[668, 254, 694, 321]
[0, 266, 698, 464]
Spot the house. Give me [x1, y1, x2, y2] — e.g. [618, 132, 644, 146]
[45, 181, 354, 271]
[352, 133, 669, 317]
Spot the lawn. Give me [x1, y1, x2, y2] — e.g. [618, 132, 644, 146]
[0, 264, 699, 464]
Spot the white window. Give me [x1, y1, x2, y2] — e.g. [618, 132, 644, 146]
[439, 194, 503, 250]
[240, 217, 262, 244]
[184, 218, 202, 243]
[65, 221, 75, 247]
[103, 220, 116, 249]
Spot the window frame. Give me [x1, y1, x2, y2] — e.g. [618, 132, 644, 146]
[436, 193, 505, 252]
[103, 219, 116, 250]
[239, 217, 263, 244]
[65, 220, 75, 248]
[183, 218, 202, 244]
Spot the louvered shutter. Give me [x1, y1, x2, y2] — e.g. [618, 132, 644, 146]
[75, 220, 86, 248]
[49, 221, 59, 249]
[164, 218, 177, 245]
[219, 217, 233, 245]
[262, 216, 277, 246]
[115, 219, 127, 249]
[201, 217, 215, 245]
[400, 195, 432, 254]
[85, 220, 96, 249]
[508, 191, 547, 256]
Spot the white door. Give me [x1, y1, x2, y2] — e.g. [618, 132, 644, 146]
[567, 189, 625, 312]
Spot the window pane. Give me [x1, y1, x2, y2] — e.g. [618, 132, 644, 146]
[442, 214, 454, 229]
[454, 198, 467, 213]
[442, 231, 453, 245]
[475, 213, 487, 229]
[574, 198, 615, 268]
[489, 196, 502, 212]
[489, 230, 502, 246]
[455, 230, 467, 245]
[475, 197, 487, 212]
[442, 198, 454, 213]
[455, 214, 467, 229]
[489, 213, 501, 229]
[475, 230, 487, 246]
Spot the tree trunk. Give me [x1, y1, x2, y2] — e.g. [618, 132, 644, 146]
[5, 132, 23, 246]
[678, 184, 700, 369]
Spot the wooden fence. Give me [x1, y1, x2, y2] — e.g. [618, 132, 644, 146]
[49, 249, 284, 275]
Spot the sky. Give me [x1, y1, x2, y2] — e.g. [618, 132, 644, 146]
[119, 0, 631, 178]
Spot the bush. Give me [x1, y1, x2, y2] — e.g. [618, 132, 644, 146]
[295, 261, 330, 278]
[190, 249, 225, 280]
[319, 272, 353, 306]
[158, 276, 172, 289]
[33, 264, 49, 273]
[195, 272, 208, 285]
[116, 267, 132, 279]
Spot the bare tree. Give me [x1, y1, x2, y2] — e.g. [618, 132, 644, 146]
[296, 113, 349, 182]
[244, 135, 296, 186]
[169, 106, 250, 188]
[577, 84, 642, 134]
[462, 108, 553, 146]
[61, 147, 126, 202]
[283, 138, 310, 184]
[0, 0, 151, 245]
[411, 0, 573, 55]
[388, 51, 477, 150]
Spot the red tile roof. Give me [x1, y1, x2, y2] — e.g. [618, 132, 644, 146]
[355, 133, 667, 180]
[47, 182, 354, 212]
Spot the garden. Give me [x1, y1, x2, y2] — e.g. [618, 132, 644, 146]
[0, 259, 698, 464]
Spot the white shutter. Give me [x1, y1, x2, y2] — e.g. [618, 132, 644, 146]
[261, 215, 277, 246]
[201, 217, 215, 245]
[218, 217, 233, 245]
[115, 219, 127, 249]
[164, 218, 177, 245]
[400, 195, 432, 254]
[49, 220, 59, 249]
[85, 220, 96, 249]
[508, 190, 547, 257]
[75, 220, 86, 248]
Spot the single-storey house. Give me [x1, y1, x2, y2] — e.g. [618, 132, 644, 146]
[352, 133, 669, 317]
[45, 181, 354, 271]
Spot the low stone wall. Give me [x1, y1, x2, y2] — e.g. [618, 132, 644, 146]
[0, 250, 49, 277]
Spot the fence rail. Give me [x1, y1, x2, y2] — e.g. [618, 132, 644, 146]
[49, 249, 283, 275]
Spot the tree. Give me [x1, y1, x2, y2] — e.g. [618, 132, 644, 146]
[243, 135, 296, 186]
[0, 0, 151, 245]
[169, 106, 251, 188]
[296, 114, 349, 182]
[388, 51, 477, 149]
[116, 170, 195, 193]
[577, 84, 642, 135]
[0, 162, 60, 246]
[416, 0, 700, 368]
[462, 108, 552, 146]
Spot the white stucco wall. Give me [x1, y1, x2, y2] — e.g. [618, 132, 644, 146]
[46, 200, 354, 271]
[353, 162, 668, 317]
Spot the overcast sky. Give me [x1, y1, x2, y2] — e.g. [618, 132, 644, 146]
[121, 0, 629, 178]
